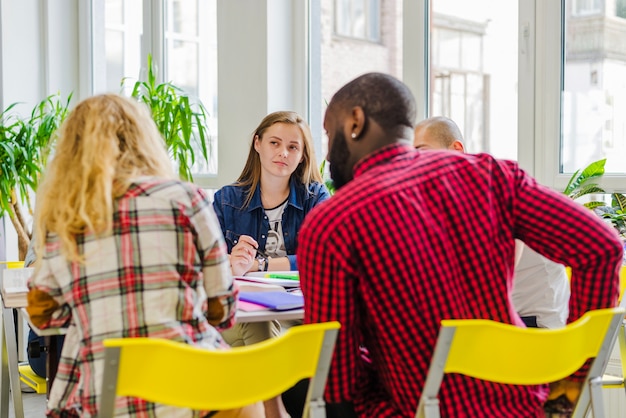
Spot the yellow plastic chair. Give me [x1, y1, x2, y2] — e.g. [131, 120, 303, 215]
[415, 308, 626, 418]
[564, 266, 626, 393]
[600, 266, 626, 393]
[100, 321, 341, 418]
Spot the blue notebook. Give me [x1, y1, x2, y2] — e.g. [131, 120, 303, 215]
[239, 291, 304, 311]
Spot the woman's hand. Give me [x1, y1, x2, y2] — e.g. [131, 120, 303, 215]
[230, 235, 259, 276]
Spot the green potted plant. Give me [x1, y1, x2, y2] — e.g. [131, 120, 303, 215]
[564, 158, 626, 238]
[563, 158, 607, 208]
[125, 54, 212, 182]
[1, 55, 212, 260]
[0, 93, 72, 259]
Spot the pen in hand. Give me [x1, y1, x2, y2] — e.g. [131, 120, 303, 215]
[256, 248, 270, 259]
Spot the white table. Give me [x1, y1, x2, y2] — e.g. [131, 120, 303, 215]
[236, 308, 304, 323]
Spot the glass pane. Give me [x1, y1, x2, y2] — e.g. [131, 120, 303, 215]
[334, 0, 379, 41]
[167, 0, 198, 36]
[167, 40, 198, 96]
[335, 0, 350, 35]
[105, 30, 124, 92]
[430, 0, 518, 159]
[106, 0, 124, 25]
[322, 1, 400, 155]
[353, 0, 366, 38]
[562, 0, 626, 174]
[104, 0, 142, 95]
[165, 0, 217, 175]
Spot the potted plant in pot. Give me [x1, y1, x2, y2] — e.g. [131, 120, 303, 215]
[0, 93, 72, 260]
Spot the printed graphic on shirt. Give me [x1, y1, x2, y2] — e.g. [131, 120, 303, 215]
[264, 201, 288, 258]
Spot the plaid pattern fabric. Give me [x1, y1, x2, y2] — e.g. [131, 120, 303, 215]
[29, 178, 236, 418]
[298, 144, 622, 418]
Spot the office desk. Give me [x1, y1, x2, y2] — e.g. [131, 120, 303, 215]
[1, 298, 303, 418]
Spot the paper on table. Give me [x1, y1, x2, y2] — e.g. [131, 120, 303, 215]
[237, 271, 300, 288]
[234, 279, 285, 293]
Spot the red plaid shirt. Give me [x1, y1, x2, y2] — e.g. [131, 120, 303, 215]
[298, 144, 622, 417]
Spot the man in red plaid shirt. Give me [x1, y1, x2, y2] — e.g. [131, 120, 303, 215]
[297, 73, 622, 417]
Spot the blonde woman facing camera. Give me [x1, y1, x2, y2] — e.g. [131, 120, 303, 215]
[26, 94, 260, 418]
[212, 111, 330, 417]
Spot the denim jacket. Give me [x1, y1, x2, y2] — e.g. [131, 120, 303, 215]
[212, 178, 330, 270]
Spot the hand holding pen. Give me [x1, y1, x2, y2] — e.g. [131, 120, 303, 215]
[229, 234, 258, 276]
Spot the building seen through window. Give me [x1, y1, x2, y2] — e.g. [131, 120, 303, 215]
[562, 0, 626, 174]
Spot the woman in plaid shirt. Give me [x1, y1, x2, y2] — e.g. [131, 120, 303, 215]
[26, 95, 258, 417]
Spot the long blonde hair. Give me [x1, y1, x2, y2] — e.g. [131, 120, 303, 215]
[236, 111, 323, 208]
[34, 94, 176, 262]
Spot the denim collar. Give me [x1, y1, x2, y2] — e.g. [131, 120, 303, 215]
[245, 176, 305, 213]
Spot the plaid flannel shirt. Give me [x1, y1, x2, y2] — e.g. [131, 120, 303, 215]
[28, 178, 236, 418]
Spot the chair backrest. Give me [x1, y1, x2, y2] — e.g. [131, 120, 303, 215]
[99, 321, 340, 417]
[415, 307, 626, 418]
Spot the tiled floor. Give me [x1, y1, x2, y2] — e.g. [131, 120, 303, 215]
[8, 391, 47, 418]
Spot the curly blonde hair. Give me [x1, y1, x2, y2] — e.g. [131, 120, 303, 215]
[34, 94, 176, 262]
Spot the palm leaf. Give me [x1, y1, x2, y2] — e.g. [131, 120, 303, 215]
[128, 54, 212, 182]
[563, 158, 606, 197]
[611, 193, 626, 212]
[584, 201, 608, 209]
[569, 184, 605, 201]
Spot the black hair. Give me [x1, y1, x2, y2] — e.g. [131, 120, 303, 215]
[331, 72, 417, 135]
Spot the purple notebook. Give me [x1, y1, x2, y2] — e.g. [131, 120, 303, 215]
[239, 291, 304, 311]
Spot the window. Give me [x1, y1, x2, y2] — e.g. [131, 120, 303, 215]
[334, 0, 380, 42]
[321, 1, 399, 156]
[562, 0, 626, 176]
[617, 0, 626, 18]
[572, 0, 603, 16]
[429, 1, 519, 160]
[163, 0, 218, 174]
[103, 0, 142, 96]
[94, 0, 218, 175]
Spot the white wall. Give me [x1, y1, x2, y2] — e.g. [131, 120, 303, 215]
[0, 0, 81, 260]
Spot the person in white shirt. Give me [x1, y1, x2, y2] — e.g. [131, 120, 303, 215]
[414, 116, 570, 328]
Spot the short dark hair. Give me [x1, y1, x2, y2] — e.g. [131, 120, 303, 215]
[331, 72, 417, 135]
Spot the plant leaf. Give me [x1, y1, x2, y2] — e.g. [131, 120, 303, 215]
[563, 158, 606, 197]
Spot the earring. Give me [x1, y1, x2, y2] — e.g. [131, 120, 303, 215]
[351, 132, 357, 139]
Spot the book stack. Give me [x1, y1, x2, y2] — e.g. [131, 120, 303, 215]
[1, 267, 33, 308]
